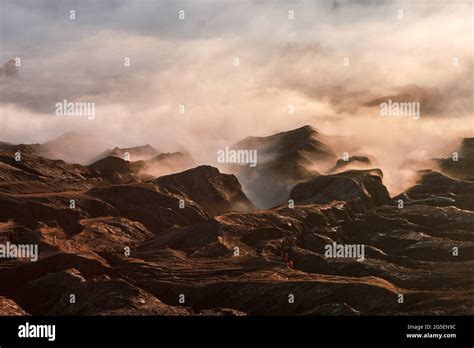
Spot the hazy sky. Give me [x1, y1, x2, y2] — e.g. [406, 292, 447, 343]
[0, 0, 472, 189]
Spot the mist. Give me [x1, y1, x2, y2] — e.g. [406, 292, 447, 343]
[0, 0, 472, 196]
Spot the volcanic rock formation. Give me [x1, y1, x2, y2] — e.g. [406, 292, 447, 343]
[0, 130, 472, 316]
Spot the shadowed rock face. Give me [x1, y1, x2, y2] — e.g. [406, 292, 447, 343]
[232, 125, 336, 208]
[152, 165, 255, 217]
[0, 133, 472, 316]
[437, 137, 474, 181]
[88, 183, 208, 234]
[402, 170, 474, 211]
[89, 156, 136, 178]
[290, 169, 391, 211]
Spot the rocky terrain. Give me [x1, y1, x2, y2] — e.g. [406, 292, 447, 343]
[0, 126, 472, 316]
[231, 125, 336, 208]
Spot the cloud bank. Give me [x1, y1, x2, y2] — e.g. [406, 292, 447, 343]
[0, 0, 472, 193]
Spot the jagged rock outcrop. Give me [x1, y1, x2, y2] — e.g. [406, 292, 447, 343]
[290, 169, 391, 211]
[0, 130, 472, 316]
[231, 125, 336, 208]
[152, 165, 255, 216]
[90, 155, 134, 173]
[437, 137, 474, 181]
[88, 183, 208, 233]
[402, 170, 474, 211]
